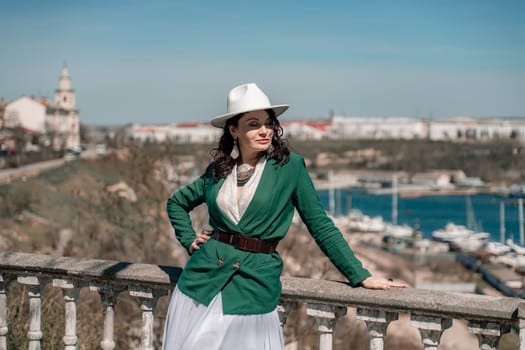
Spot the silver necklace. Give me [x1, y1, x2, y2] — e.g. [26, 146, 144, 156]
[237, 164, 255, 186]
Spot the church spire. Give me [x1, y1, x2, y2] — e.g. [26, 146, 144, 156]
[55, 63, 75, 110]
[59, 63, 72, 91]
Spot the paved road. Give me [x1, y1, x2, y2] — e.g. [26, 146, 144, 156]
[0, 158, 65, 184]
[0, 149, 98, 184]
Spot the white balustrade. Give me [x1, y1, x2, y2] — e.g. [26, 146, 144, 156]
[468, 321, 511, 350]
[0, 275, 9, 350]
[91, 284, 121, 350]
[519, 304, 525, 350]
[129, 286, 166, 350]
[410, 315, 452, 350]
[306, 303, 347, 350]
[277, 301, 298, 327]
[53, 278, 80, 350]
[1, 251, 525, 350]
[17, 276, 46, 350]
[357, 308, 398, 350]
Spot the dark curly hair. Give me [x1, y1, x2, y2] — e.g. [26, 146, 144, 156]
[210, 109, 290, 180]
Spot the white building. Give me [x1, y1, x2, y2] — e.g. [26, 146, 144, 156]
[169, 122, 222, 143]
[429, 117, 525, 141]
[128, 124, 173, 143]
[327, 116, 525, 142]
[127, 116, 525, 144]
[3, 66, 81, 150]
[46, 66, 80, 149]
[282, 120, 331, 140]
[4, 97, 46, 133]
[329, 116, 428, 140]
[127, 122, 221, 143]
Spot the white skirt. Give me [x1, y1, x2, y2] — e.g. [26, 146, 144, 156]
[162, 286, 284, 350]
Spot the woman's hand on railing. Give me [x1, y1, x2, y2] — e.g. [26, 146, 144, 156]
[359, 276, 409, 290]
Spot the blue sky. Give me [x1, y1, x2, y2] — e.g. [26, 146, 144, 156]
[1, 0, 524, 125]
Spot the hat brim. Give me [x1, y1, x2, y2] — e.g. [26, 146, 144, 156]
[210, 105, 289, 128]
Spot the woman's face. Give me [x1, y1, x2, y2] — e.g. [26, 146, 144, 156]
[229, 110, 274, 159]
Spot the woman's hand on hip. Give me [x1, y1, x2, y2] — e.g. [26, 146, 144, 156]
[359, 276, 409, 290]
[189, 231, 212, 254]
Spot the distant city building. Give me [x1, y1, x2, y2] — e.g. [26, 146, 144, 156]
[3, 65, 81, 150]
[127, 122, 221, 143]
[125, 114, 525, 144]
[128, 120, 330, 143]
[328, 116, 525, 141]
[329, 116, 428, 140]
[4, 96, 46, 133]
[0, 98, 8, 129]
[169, 122, 222, 143]
[127, 124, 173, 143]
[282, 120, 332, 140]
[429, 117, 525, 141]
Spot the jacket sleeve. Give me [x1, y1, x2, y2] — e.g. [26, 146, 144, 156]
[166, 174, 207, 254]
[291, 155, 371, 286]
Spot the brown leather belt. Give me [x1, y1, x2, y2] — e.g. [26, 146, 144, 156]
[212, 231, 278, 254]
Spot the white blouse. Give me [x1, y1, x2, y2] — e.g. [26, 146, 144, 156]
[216, 156, 267, 224]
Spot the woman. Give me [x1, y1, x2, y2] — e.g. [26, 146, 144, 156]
[163, 83, 407, 349]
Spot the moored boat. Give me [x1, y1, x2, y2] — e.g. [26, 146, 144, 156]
[432, 223, 474, 242]
[347, 209, 386, 233]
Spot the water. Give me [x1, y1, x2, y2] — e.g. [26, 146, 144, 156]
[318, 188, 524, 243]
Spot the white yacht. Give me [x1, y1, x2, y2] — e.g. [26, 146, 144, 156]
[483, 241, 512, 256]
[348, 209, 386, 233]
[432, 223, 474, 242]
[384, 223, 415, 239]
[448, 233, 489, 252]
[506, 239, 525, 255]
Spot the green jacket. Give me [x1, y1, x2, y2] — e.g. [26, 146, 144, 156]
[167, 152, 371, 315]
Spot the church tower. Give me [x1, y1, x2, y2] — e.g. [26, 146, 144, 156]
[47, 64, 80, 149]
[54, 64, 76, 110]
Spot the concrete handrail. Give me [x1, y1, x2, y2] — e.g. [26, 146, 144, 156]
[2, 250, 525, 350]
[1, 250, 522, 322]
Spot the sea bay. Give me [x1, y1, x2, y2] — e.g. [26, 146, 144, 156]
[318, 188, 523, 244]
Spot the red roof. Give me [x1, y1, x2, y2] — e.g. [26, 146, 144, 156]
[281, 120, 332, 131]
[176, 122, 202, 128]
[136, 127, 156, 132]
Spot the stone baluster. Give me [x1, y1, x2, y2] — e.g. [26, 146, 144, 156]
[410, 315, 452, 350]
[306, 303, 347, 350]
[129, 286, 166, 350]
[277, 301, 298, 327]
[53, 279, 81, 350]
[0, 275, 11, 350]
[90, 284, 122, 350]
[468, 321, 510, 350]
[357, 308, 398, 350]
[18, 276, 47, 350]
[519, 304, 525, 350]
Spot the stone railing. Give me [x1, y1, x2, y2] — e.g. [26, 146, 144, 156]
[1, 251, 524, 350]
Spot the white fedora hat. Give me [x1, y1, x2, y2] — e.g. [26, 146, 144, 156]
[211, 83, 289, 128]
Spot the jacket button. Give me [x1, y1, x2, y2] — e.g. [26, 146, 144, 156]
[232, 262, 240, 269]
[217, 259, 224, 266]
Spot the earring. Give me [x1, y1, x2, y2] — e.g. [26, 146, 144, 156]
[230, 139, 240, 159]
